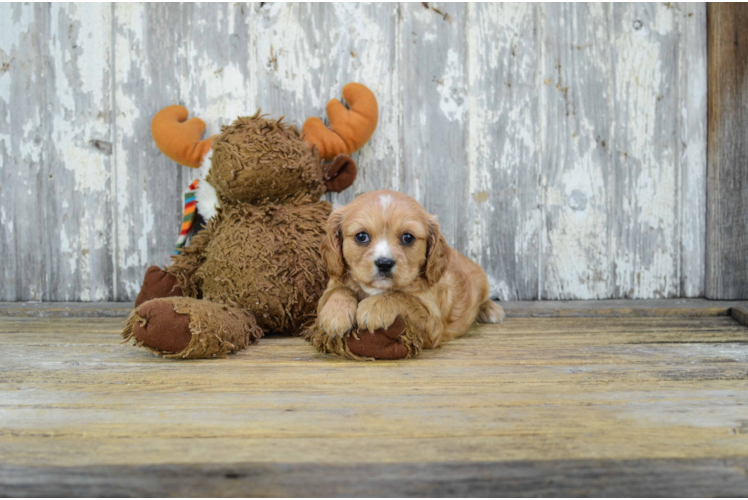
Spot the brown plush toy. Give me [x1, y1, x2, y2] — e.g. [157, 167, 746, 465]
[122, 83, 410, 360]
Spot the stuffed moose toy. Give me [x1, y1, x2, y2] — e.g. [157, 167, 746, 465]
[122, 83, 417, 360]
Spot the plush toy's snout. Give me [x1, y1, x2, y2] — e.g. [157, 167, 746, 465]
[324, 154, 358, 193]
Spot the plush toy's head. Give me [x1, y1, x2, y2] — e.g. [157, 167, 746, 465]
[205, 114, 328, 205]
[151, 83, 378, 217]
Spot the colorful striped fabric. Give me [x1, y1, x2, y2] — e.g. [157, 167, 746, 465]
[174, 179, 200, 255]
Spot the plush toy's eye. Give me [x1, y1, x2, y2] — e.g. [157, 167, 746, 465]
[401, 233, 415, 246]
[354, 232, 370, 245]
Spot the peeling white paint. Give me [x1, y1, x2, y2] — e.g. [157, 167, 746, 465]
[0, 207, 12, 235]
[125, 189, 154, 269]
[437, 49, 466, 123]
[60, 227, 77, 275]
[487, 275, 510, 301]
[0, 3, 708, 301]
[254, 4, 324, 108]
[678, 4, 707, 297]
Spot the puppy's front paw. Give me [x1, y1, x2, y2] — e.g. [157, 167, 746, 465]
[318, 294, 357, 338]
[356, 295, 400, 333]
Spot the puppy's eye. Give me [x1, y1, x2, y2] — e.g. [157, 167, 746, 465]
[401, 233, 415, 246]
[354, 232, 370, 244]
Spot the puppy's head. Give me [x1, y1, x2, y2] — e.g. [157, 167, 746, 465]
[321, 190, 449, 292]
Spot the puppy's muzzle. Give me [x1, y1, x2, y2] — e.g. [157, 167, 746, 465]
[375, 258, 396, 274]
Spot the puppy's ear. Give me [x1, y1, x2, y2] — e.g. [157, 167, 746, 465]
[424, 216, 449, 285]
[321, 208, 346, 279]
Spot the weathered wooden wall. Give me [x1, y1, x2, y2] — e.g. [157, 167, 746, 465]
[0, 3, 707, 302]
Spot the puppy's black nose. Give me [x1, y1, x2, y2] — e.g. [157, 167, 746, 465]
[375, 258, 396, 273]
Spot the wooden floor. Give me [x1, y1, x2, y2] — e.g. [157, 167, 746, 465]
[1, 301, 748, 497]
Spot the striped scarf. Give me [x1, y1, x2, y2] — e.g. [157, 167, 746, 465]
[174, 179, 200, 255]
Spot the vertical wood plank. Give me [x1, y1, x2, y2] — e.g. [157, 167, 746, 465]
[0, 3, 114, 301]
[706, 3, 748, 299]
[112, 4, 183, 300]
[0, 4, 47, 301]
[706, 2, 748, 299]
[539, 3, 613, 300]
[400, 2, 469, 255]
[467, 3, 540, 300]
[609, 3, 681, 298]
[679, 3, 707, 297]
[44, 3, 114, 300]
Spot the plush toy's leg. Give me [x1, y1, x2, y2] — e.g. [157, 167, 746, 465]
[309, 317, 424, 361]
[134, 266, 183, 308]
[122, 297, 262, 359]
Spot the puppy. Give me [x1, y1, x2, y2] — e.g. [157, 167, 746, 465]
[317, 189, 504, 352]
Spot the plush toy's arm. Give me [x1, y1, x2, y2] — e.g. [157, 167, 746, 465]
[356, 292, 443, 348]
[168, 226, 211, 298]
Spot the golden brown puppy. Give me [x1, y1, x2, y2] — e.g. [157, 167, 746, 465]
[317, 189, 504, 353]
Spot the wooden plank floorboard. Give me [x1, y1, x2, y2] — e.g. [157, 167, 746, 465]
[3, 458, 748, 497]
[1, 308, 747, 495]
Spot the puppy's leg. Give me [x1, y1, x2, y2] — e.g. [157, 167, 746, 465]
[316, 285, 358, 338]
[356, 292, 436, 334]
[476, 299, 505, 324]
[309, 285, 366, 359]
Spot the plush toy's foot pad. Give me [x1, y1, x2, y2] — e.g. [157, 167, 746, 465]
[122, 297, 263, 359]
[132, 299, 192, 353]
[309, 316, 424, 361]
[134, 266, 183, 307]
[348, 317, 409, 360]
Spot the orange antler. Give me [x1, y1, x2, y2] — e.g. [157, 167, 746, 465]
[303, 83, 378, 160]
[151, 105, 215, 168]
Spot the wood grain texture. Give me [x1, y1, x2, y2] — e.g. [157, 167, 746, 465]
[610, 4, 682, 300]
[467, 3, 540, 301]
[0, 313, 747, 495]
[1, 317, 747, 462]
[1, 4, 115, 301]
[401, 3, 469, 256]
[679, 4, 707, 298]
[0, 3, 47, 301]
[1, 3, 709, 301]
[706, 3, 748, 300]
[731, 307, 748, 328]
[3, 458, 748, 497]
[540, 3, 613, 300]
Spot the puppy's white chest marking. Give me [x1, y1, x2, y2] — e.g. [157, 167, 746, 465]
[373, 240, 392, 259]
